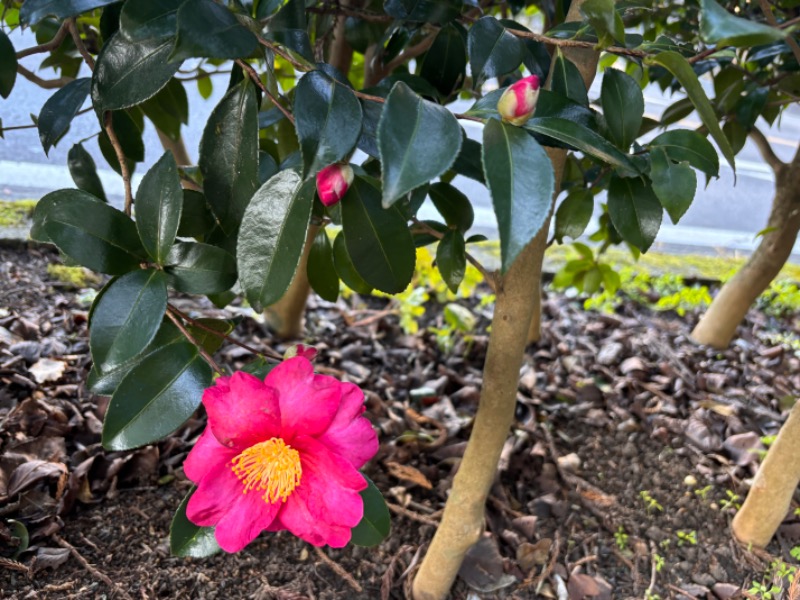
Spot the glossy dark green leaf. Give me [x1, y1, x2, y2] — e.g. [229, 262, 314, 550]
[141, 78, 189, 142]
[68, 143, 107, 202]
[20, 0, 120, 25]
[238, 171, 313, 311]
[436, 229, 466, 294]
[551, 51, 589, 106]
[170, 486, 221, 557]
[452, 137, 484, 184]
[580, 0, 625, 45]
[483, 119, 554, 273]
[467, 17, 523, 87]
[645, 52, 735, 172]
[38, 79, 91, 155]
[736, 87, 769, 130]
[555, 189, 594, 242]
[378, 82, 462, 207]
[90, 270, 168, 371]
[0, 29, 18, 99]
[171, 0, 258, 62]
[601, 69, 643, 151]
[92, 32, 182, 113]
[136, 152, 183, 264]
[649, 147, 696, 225]
[428, 182, 473, 233]
[120, 0, 183, 41]
[187, 318, 235, 355]
[660, 96, 694, 127]
[649, 130, 719, 178]
[464, 88, 505, 119]
[420, 23, 467, 98]
[384, 0, 461, 24]
[342, 177, 415, 293]
[263, 0, 313, 61]
[294, 70, 363, 177]
[700, 0, 785, 47]
[165, 242, 237, 295]
[607, 175, 662, 252]
[103, 342, 212, 450]
[98, 111, 142, 175]
[307, 229, 339, 302]
[332, 231, 372, 294]
[178, 190, 216, 237]
[259, 151, 279, 184]
[199, 80, 259, 233]
[350, 476, 391, 547]
[42, 191, 146, 274]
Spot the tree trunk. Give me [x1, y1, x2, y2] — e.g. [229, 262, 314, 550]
[327, 1, 353, 76]
[263, 225, 319, 340]
[156, 129, 193, 167]
[732, 401, 800, 547]
[691, 165, 800, 349]
[411, 4, 596, 599]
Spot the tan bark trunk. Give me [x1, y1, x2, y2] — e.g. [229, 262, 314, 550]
[691, 165, 800, 349]
[411, 4, 596, 599]
[156, 129, 193, 167]
[263, 224, 319, 340]
[732, 401, 800, 547]
[327, 2, 353, 76]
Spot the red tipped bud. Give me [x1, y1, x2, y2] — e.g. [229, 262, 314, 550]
[284, 344, 318, 361]
[497, 75, 541, 126]
[316, 163, 354, 207]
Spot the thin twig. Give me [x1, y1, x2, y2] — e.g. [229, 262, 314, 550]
[67, 19, 95, 70]
[16, 64, 73, 89]
[312, 546, 363, 593]
[166, 309, 224, 375]
[15, 21, 69, 58]
[2, 106, 93, 133]
[54, 535, 132, 600]
[103, 112, 135, 215]
[383, 33, 437, 73]
[387, 502, 440, 526]
[759, 0, 800, 68]
[236, 59, 295, 125]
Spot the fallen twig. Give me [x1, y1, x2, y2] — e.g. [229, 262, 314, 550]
[312, 546, 362, 593]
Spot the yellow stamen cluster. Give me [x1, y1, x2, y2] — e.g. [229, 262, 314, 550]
[231, 437, 302, 503]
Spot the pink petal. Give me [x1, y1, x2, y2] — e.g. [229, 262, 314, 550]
[265, 357, 340, 439]
[186, 460, 243, 527]
[183, 427, 237, 484]
[202, 371, 281, 448]
[318, 383, 379, 469]
[213, 489, 282, 553]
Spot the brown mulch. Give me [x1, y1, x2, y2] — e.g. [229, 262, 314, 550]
[1, 242, 798, 599]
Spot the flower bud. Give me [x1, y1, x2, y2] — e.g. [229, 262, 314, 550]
[497, 75, 541, 126]
[284, 344, 318, 361]
[316, 163, 354, 207]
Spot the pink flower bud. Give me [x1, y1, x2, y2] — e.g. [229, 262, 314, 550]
[316, 163, 354, 207]
[497, 75, 541, 126]
[284, 344, 318, 361]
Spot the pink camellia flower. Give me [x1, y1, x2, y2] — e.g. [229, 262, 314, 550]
[184, 356, 379, 552]
[497, 75, 541, 126]
[316, 163, 354, 207]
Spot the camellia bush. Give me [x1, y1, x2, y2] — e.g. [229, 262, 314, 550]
[1, 0, 795, 597]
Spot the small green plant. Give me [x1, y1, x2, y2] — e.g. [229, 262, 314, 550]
[758, 280, 800, 317]
[676, 530, 697, 546]
[640, 490, 664, 513]
[694, 485, 713, 500]
[644, 590, 661, 600]
[720, 490, 742, 511]
[614, 526, 629, 551]
[659, 539, 671, 551]
[653, 553, 665, 572]
[748, 581, 782, 600]
[790, 546, 800, 561]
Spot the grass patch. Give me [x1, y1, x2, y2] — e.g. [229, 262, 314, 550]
[0, 199, 37, 227]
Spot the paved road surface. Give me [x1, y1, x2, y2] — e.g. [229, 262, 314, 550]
[2, 28, 799, 257]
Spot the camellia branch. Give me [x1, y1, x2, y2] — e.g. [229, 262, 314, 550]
[16, 64, 73, 89]
[760, 0, 800, 67]
[236, 59, 296, 125]
[15, 21, 69, 58]
[67, 19, 95, 70]
[750, 126, 785, 174]
[103, 113, 135, 215]
[165, 309, 224, 375]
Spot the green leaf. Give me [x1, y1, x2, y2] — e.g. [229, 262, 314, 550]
[141, 78, 189, 142]
[428, 182, 473, 233]
[90, 270, 168, 371]
[68, 143, 107, 202]
[238, 171, 313, 311]
[524, 117, 640, 177]
[165, 242, 237, 295]
[649, 130, 719, 178]
[8, 519, 29, 559]
[0, 29, 18, 99]
[420, 23, 467, 98]
[98, 110, 144, 174]
[350, 476, 391, 547]
[136, 152, 183, 264]
[378, 82, 462, 208]
[660, 96, 694, 126]
[120, 0, 183, 41]
[555, 189, 594, 242]
[307, 228, 340, 302]
[294, 70, 363, 177]
[607, 175, 662, 252]
[452, 138, 485, 184]
[178, 190, 216, 237]
[342, 177, 415, 294]
[467, 17, 523, 87]
[464, 87, 505, 119]
[482, 119, 555, 273]
[92, 32, 182, 114]
[649, 148, 696, 225]
[436, 230, 466, 293]
[384, 0, 461, 24]
[263, 0, 313, 61]
[171, 487, 221, 557]
[645, 51, 735, 172]
[551, 51, 589, 106]
[197, 73, 213, 99]
[38, 79, 91, 155]
[199, 80, 259, 233]
[187, 318, 235, 355]
[333, 231, 372, 294]
[43, 191, 146, 274]
[580, 0, 625, 45]
[171, 0, 258, 62]
[601, 69, 643, 151]
[103, 342, 212, 450]
[20, 0, 120, 25]
[700, 0, 785, 47]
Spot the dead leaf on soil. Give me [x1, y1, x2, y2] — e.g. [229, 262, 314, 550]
[7, 460, 68, 497]
[517, 538, 551, 571]
[28, 358, 66, 384]
[567, 572, 600, 599]
[458, 534, 517, 593]
[385, 461, 432, 489]
[32, 547, 70, 572]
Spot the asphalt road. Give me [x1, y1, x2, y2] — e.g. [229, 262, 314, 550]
[2, 27, 799, 256]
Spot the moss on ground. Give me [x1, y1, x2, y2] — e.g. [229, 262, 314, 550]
[0, 199, 37, 227]
[46, 264, 102, 288]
